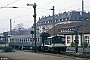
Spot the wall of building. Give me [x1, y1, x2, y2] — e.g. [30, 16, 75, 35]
[63, 34, 90, 47]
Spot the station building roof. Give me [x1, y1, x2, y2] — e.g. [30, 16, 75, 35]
[47, 20, 90, 35]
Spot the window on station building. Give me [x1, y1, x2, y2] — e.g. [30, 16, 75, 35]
[55, 19, 57, 22]
[30, 38, 32, 42]
[50, 20, 52, 23]
[33, 38, 34, 42]
[62, 19, 63, 21]
[58, 19, 60, 22]
[67, 36, 70, 44]
[66, 17, 69, 20]
[85, 36, 89, 43]
[60, 19, 62, 21]
[22, 40, 23, 42]
[61, 30, 63, 32]
[63, 18, 66, 20]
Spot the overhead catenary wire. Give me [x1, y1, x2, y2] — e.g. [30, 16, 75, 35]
[0, 0, 89, 20]
[0, 14, 32, 21]
[38, 0, 57, 9]
[0, 0, 90, 31]
[3, 0, 19, 7]
[37, 0, 90, 15]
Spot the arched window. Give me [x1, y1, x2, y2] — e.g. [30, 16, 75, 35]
[67, 36, 70, 44]
[85, 36, 89, 43]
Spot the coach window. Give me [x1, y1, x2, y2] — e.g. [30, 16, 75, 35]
[30, 39, 32, 42]
[18, 39, 19, 42]
[10, 39, 11, 42]
[26, 38, 27, 42]
[23, 38, 25, 42]
[14, 39, 15, 42]
[12, 39, 13, 42]
[17, 39, 18, 42]
[30, 38, 32, 42]
[36, 38, 37, 42]
[23, 38, 25, 41]
[67, 36, 70, 44]
[38, 38, 39, 42]
[15, 39, 17, 42]
[28, 38, 30, 42]
[33, 38, 34, 42]
[85, 36, 89, 43]
[22, 39, 24, 42]
[20, 39, 21, 42]
[11, 39, 14, 42]
[10, 39, 12, 42]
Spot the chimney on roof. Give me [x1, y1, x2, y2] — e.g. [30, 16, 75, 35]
[42, 16, 44, 19]
[63, 11, 66, 13]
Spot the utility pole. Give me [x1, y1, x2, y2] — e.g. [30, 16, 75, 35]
[74, 27, 78, 53]
[50, 6, 55, 36]
[27, 3, 37, 52]
[33, 3, 37, 52]
[10, 19, 12, 35]
[82, 0, 85, 53]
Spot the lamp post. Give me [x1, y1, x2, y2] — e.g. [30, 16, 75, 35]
[27, 3, 37, 52]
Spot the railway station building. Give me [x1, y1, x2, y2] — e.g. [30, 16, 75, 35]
[47, 20, 90, 47]
[35, 10, 90, 47]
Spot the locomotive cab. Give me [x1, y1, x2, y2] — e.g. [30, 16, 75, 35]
[42, 35, 67, 52]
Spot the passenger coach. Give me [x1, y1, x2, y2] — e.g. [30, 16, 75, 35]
[9, 33, 41, 50]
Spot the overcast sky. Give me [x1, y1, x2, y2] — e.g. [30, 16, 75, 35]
[0, 0, 90, 33]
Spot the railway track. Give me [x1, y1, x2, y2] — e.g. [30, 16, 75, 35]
[22, 47, 90, 60]
[33, 50, 90, 60]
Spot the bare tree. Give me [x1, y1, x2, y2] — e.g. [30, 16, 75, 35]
[14, 23, 25, 35]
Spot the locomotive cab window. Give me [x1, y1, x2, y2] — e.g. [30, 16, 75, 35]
[44, 39, 52, 45]
[45, 37, 52, 45]
[45, 36, 65, 45]
[52, 36, 65, 44]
